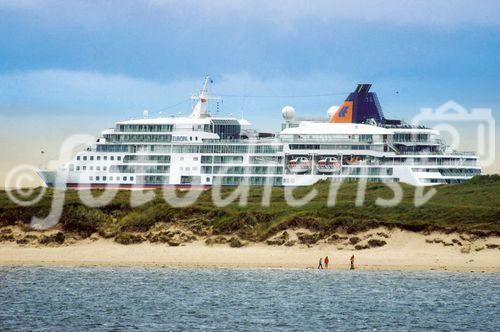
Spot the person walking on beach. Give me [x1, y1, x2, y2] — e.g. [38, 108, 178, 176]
[350, 255, 355, 270]
[318, 257, 323, 269]
[324, 256, 330, 269]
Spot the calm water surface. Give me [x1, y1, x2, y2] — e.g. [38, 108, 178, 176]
[0, 267, 499, 331]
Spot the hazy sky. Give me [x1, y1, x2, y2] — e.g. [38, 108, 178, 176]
[0, 0, 499, 188]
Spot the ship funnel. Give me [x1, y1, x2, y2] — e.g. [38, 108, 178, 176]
[329, 84, 385, 124]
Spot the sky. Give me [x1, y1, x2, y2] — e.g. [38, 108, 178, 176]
[0, 0, 499, 187]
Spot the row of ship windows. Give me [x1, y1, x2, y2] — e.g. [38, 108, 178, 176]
[117, 124, 174, 132]
[282, 168, 393, 176]
[212, 176, 283, 186]
[97, 144, 284, 154]
[282, 177, 400, 184]
[422, 179, 468, 184]
[112, 165, 169, 173]
[412, 168, 480, 173]
[201, 166, 283, 175]
[77, 155, 121, 161]
[438, 168, 480, 174]
[179, 166, 198, 171]
[200, 156, 283, 164]
[104, 134, 173, 143]
[124, 155, 171, 163]
[89, 176, 134, 182]
[73, 165, 108, 171]
[75, 155, 278, 166]
[289, 144, 376, 150]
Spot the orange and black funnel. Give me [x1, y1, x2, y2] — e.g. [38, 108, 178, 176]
[330, 84, 386, 124]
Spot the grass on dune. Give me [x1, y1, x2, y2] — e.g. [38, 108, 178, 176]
[0, 175, 499, 241]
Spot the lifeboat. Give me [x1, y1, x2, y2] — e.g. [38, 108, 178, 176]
[316, 157, 341, 173]
[287, 157, 311, 173]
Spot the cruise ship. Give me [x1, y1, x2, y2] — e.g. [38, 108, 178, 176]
[37, 78, 482, 188]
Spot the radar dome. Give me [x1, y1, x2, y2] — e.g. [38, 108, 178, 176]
[281, 106, 295, 120]
[327, 106, 339, 118]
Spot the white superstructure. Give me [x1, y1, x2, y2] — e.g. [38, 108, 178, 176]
[37, 79, 482, 188]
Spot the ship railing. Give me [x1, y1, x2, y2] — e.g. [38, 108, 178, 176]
[203, 138, 280, 144]
[396, 151, 476, 156]
[370, 161, 479, 166]
[279, 137, 383, 143]
[340, 160, 478, 166]
[447, 151, 477, 156]
[390, 139, 442, 144]
[379, 124, 430, 129]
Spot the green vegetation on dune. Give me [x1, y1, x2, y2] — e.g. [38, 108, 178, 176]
[0, 175, 499, 244]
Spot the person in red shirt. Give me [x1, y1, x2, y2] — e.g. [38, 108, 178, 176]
[324, 256, 330, 269]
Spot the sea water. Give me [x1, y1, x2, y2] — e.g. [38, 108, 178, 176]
[0, 267, 498, 331]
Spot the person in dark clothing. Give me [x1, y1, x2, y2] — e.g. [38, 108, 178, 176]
[350, 255, 355, 270]
[318, 257, 323, 269]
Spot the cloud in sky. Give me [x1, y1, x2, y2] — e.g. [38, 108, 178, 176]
[1, 0, 500, 28]
[2, 0, 499, 84]
[155, 0, 500, 28]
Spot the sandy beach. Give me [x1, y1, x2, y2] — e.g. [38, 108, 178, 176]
[1, 229, 499, 272]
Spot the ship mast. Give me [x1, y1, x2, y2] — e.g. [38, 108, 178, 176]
[190, 76, 221, 118]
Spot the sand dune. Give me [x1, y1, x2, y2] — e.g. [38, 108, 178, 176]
[0, 228, 499, 272]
